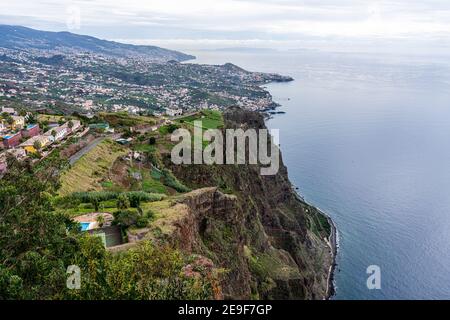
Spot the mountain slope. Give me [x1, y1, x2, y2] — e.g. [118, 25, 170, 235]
[0, 25, 194, 62]
[163, 108, 335, 299]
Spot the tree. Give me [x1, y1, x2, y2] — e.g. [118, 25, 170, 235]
[91, 197, 100, 212]
[96, 215, 105, 228]
[68, 120, 74, 129]
[6, 116, 14, 126]
[116, 193, 130, 210]
[33, 140, 42, 151]
[149, 137, 156, 145]
[0, 155, 217, 300]
[26, 113, 37, 124]
[0, 155, 77, 299]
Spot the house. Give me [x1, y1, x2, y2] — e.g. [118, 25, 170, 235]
[115, 138, 130, 145]
[1, 107, 17, 116]
[21, 124, 40, 138]
[61, 120, 81, 133]
[44, 126, 68, 142]
[11, 116, 25, 130]
[7, 147, 26, 159]
[2, 131, 22, 148]
[20, 135, 51, 153]
[0, 153, 6, 174]
[72, 213, 122, 248]
[0, 121, 6, 134]
[165, 108, 183, 117]
[89, 123, 114, 133]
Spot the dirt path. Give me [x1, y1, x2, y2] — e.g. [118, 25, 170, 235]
[68, 137, 105, 165]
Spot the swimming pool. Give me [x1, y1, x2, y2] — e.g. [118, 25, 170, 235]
[80, 222, 91, 231]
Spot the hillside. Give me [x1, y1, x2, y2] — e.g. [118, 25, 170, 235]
[0, 25, 194, 62]
[164, 108, 335, 299]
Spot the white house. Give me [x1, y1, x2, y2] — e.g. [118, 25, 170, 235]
[11, 116, 25, 129]
[0, 121, 6, 133]
[45, 126, 68, 142]
[62, 120, 81, 133]
[165, 108, 183, 117]
[1, 107, 17, 116]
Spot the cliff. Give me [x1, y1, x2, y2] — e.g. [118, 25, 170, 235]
[147, 108, 336, 299]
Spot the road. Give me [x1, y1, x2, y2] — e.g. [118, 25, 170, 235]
[69, 137, 105, 165]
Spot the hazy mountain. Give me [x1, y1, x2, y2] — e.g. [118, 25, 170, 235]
[0, 25, 195, 62]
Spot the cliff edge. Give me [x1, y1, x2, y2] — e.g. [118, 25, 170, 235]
[153, 108, 336, 299]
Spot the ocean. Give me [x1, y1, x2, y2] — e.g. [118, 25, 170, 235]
[188, 48, 450, 299]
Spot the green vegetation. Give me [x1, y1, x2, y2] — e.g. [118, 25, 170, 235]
[0, 155, 217, 299]
[53, 191, 166, 217]
[161, 168, 191, 193]
[158, 123, 179, 135]
[133, 143, 156, 153]
[304, 204, 332, 238]
[174, 110, 224, 148]
[177, 110, 224, 130]
[99, 112, 157, 128]
[59, 139, 127, 196]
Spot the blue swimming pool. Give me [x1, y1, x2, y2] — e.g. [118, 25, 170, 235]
[80, 222, 91, 231]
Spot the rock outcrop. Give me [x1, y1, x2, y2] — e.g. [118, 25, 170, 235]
[159, 108, 335, 299]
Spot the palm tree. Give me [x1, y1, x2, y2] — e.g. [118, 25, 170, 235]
[96, 215, 105, 228]
[33, 140, 42, 151]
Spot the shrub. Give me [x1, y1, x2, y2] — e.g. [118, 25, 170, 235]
[113, 210, 139, 228]
[125, 191, 165, 207]
[161, 169, 190, 193]
[71, 191, 119, 203]
[117, 194, 130, 210]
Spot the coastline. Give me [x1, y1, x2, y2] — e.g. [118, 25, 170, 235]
[262, 102, 339, 300]
[189, 52, 338, 300]
[325, 213, 338, 299]
[267, 110, 338, 300]
[293, 192, 338, 300]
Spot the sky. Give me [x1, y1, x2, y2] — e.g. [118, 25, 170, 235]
[1, 0, 450, 53]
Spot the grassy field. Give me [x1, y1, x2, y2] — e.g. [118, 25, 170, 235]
[175, 110, 224, 148]
[37, 114, 66, 123]
[59, 139, 128, 196]
[178, 110, 224, 130]
[99, 112, 157, 127]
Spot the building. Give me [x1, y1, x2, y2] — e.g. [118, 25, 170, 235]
[0, 121, 6, 134]
[1, 107, 17, 116]
[0, 153, 6, 174]
[2, 131, 22, 148]
[44, 126, 68, 142]
[11, 116, 25, 130]
[20, 135, 51, 153]
[165, 108, 183, 117]
[21, 124, 40, 138]
[61, 120, 81, 133]
[89, 123, 114, 133]
[7, 148, 26, 159]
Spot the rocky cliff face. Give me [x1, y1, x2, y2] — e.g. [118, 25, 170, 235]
[159, 108, 334, 299]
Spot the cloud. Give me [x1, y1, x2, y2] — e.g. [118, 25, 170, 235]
[1, 0, 450, 50]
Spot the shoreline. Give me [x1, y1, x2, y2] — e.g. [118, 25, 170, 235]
[324, 212, 338, 299]
[269, 113, 338, 300]
[262, 74, 338, 300]
[294, 192, 338, 300]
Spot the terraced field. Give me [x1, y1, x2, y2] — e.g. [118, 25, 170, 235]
[59, 139, 128, 196]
